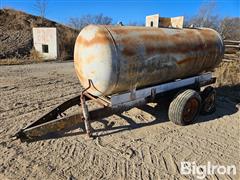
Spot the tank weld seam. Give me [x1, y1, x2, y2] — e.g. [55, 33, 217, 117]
[104, 25, 120, 93]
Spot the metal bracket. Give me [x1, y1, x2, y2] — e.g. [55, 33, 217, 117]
[151, 88, 156, 100]
[81, 95, 92, 137]
[81, 79, 93, 137]
[130, 88, 136, 100]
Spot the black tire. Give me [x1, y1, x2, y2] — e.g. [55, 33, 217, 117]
[168, 89, 201, 125]
[200, 86, 216, 115]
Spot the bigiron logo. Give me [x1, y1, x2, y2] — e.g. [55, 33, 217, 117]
[180, 161, 237, 179]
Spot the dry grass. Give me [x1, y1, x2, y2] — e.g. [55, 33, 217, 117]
[0, 58, 28, 65]
[1, 49, 50, 65]
[214, 61, 240, 86]
[0, 58, 57, 66]
[29, 48, 43, 62]
[214, 60, 240, 102]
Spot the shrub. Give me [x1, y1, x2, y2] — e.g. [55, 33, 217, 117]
[29, 48, 43, 61]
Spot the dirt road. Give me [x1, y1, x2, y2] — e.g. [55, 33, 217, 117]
[0, 62, 239, 179]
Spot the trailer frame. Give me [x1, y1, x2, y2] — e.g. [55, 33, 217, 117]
[14, 72, 216, 142]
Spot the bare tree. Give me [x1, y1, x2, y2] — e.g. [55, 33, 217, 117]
[186, 0, 220, 30]
[219, 18, 240, 40]
[197, 0, 216, 27]
[68, 14, 112, 30]
[185, 1, 240, 40]
[68, 18, 82, 30]
[34, 0, 47, 18]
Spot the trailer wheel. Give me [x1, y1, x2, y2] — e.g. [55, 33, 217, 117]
[200, 86, 216, 115]
[168, 89, 201, 125]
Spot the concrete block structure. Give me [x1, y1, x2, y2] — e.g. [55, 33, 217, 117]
[145, 14, 160, 28]
[32, 27, 58, 59]
[146, 14, 184, 28]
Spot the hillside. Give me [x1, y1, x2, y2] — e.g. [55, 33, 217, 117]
[0, 8, 79, 60]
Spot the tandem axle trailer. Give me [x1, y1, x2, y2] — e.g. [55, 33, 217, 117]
[14, 72, 216, 141]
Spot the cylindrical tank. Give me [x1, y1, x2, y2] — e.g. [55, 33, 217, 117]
[74, 25, 224, 96]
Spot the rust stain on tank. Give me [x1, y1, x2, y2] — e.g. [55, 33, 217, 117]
[77, 33, 111, 47]
[85, 54, 96, 64]
[111, 27, 163, 34]
[177, 57, 195, 65]
[122, 47, 136, 57]
[140, 34, 165, 41]
[120, 38, 130, 45]
[200, 29, 215, 36]
[145, 46, 166, 55]
[120, 38, 137, 46]
[145, 42, 210, 55]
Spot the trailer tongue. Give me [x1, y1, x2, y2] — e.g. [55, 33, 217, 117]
[13, 73, 216, 142]
[14, 95, 82, 141]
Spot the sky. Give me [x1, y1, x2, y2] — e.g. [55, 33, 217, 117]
[1, 0, 240, 24]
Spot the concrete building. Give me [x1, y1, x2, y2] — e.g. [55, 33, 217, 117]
[146, 14, 184, 28]
[145, 14, 160, 28]
[32, 27, 58, 59]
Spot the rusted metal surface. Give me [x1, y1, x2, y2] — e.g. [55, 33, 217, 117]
[16, 113, 83, 141]
[74, 25, 224, 96]
[14, 94, 82, 141]
[81, 94, 91, 137]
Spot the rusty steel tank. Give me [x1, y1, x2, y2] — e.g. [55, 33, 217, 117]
[74, 25, 224, 96]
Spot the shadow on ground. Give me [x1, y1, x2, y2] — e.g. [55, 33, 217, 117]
[216, 84, 240, 102]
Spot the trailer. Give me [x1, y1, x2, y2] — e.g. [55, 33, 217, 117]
[14, 24, 224, 141]
[14, 72, 216, 142]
